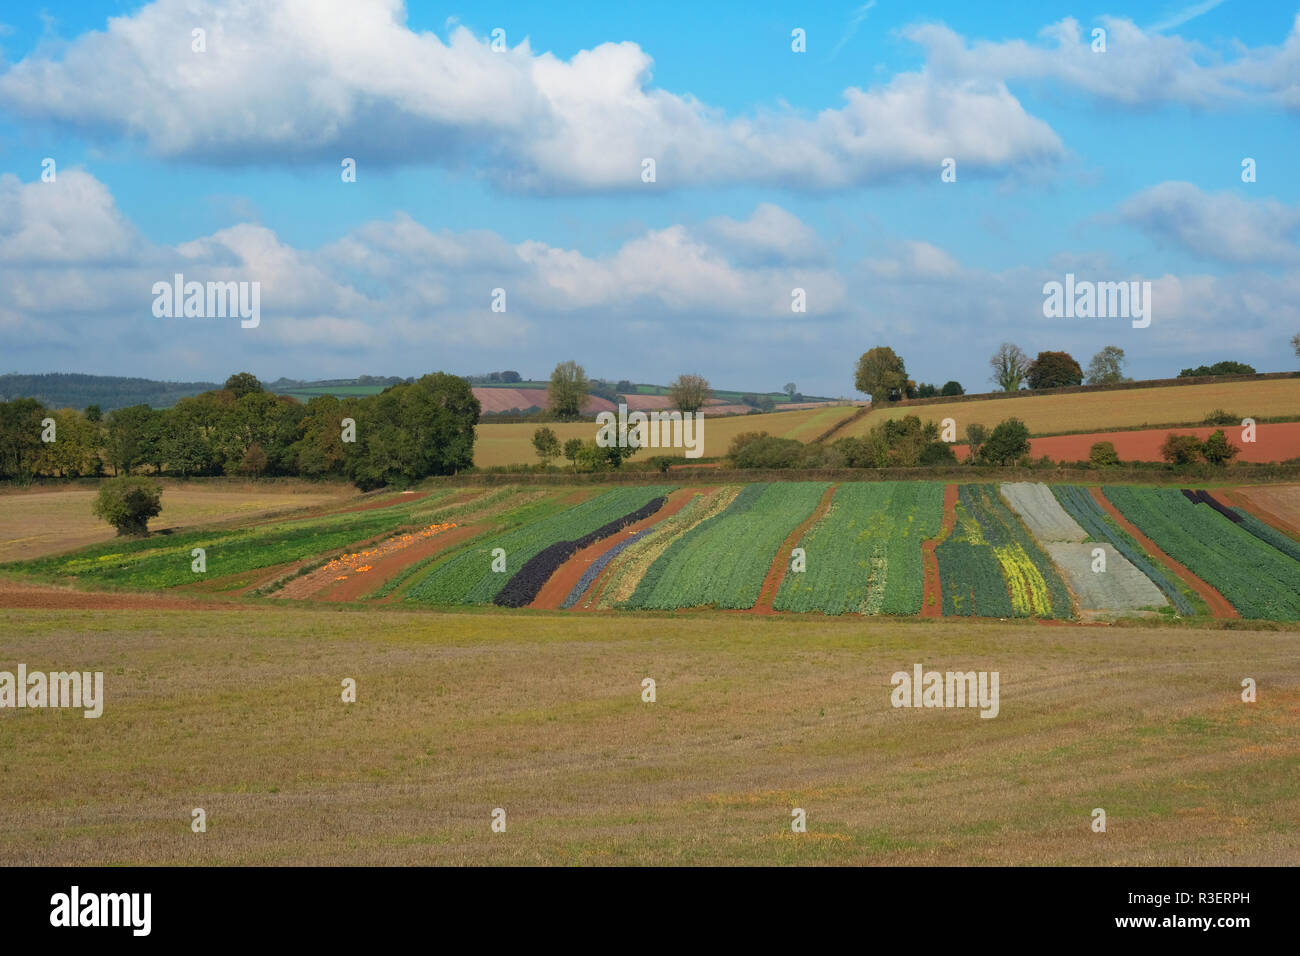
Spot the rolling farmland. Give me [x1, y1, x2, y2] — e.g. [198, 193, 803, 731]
[773, 482, 943, 615]
[1102, 486, 1300, 620]
[5, 477, 1300, 623]
[835, 378, 1300, 440]
[472, 404, 858, 467]
[406, 486, 671, 605]
[625, 482, 829, 610]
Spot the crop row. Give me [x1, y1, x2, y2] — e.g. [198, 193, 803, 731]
[561, 529, 648, 609]
[494, 496, 667, 607]
[1223, 503, 1300, 564]
[936, 485, 1072, 619]
[1103, 486, 1300, 619]
[406, 486, 672, 605]
[593, 487, 741, 607]
[1050, 485, 1198, 615]
[625, 482, 829, 610]
[773, 482, 943, 615]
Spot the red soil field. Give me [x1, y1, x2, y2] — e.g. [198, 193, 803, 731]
[473, 388, 616, 414]
[950, 423, 1300, 463]
[1225, 485, 1300, 538]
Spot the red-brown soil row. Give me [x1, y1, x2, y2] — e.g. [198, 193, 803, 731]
[0, 581, 240, 611]
[1221, 487, 1300, 538]
[1088, 487, 1239, 619]
[920, 483, 959, 618]
[310, 522, 486, 602]
[529, 488, 703, 610]
[949, 423, 1300, 463]
[750, 484, 838, 614]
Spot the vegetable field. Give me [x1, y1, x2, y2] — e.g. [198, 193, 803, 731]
[936, 485, 1073, 619]
[9, 477, 1300, 623]
[406, 486, 672, 605]
[773, 482, 942, 614]
[625, 482, 829, 610]
[1102, 486, 1300, 620]
[1001, 482, 1168, 614]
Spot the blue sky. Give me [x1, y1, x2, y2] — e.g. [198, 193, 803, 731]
[1, 0, 1298, 396]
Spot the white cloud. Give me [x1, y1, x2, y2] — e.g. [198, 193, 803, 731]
[1120, 182, 1300, 264]
[0, 0, 1062, 190]
[0, 170, 143, 264]
[908, 14, 1300, 109]
[0, 169, 849, 376]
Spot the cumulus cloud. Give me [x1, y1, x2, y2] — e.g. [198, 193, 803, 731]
[0, 0, 1062, 190]
[1119, 182, 1300, 264]
[0, 169, 846, 376]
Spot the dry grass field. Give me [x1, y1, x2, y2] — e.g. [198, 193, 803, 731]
[838, 379, 1300, 439]
[0, 481, 353, 562]
[473, 404, 858, 467]
[2, 605, 1295, 865]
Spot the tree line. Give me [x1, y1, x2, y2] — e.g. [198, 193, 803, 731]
[0, 372, 480, 490]
[854, 338, 1300, 403]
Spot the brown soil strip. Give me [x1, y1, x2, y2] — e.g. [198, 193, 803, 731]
[751, 484, 838, 614]
[0, 582, 240, 611]
[1089, 487, 1239, 619]
[1221, 488, 1300, 539]
[921, 483, 959, 618]
[301, 489, 431, 518]
[528, 488, 701, 610]
[308, 523, 485, 602]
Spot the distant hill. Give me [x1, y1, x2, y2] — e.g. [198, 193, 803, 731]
[0, 373, 220, 411]
[5, 372, 838, 412]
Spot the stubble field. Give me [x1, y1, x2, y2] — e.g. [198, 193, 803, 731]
[2, 606, 1296, 866]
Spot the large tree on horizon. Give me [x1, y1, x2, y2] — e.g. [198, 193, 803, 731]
[547, 360, 589, 421]
[854, 347, 908, 402]
[989, 343, 1029, 392]
[668, 373, 710, 413]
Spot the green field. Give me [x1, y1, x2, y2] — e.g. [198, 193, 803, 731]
[1104, 486, 1300, 620]
[407, 486, 670, 605]
[625, 482, 827, 610]
[2, 606, 1296, 865]
[774, 482, 943, 615]
[937, 485, 1073, 619]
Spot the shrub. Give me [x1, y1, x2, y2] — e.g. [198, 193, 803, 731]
[978, 418, 1031, 465]
[1160, 433, 1204, 466]
[727, 430, 769, 459]
[1089, 441, 1120, 467]
[918, 440, 958, 466]
[1202, 409, 1239, 426]
[1178, 361, 1256, 378]
[1202, 429, 1240, 465]
[92, 476, 163, 536]
[732, 436, 805, 469]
